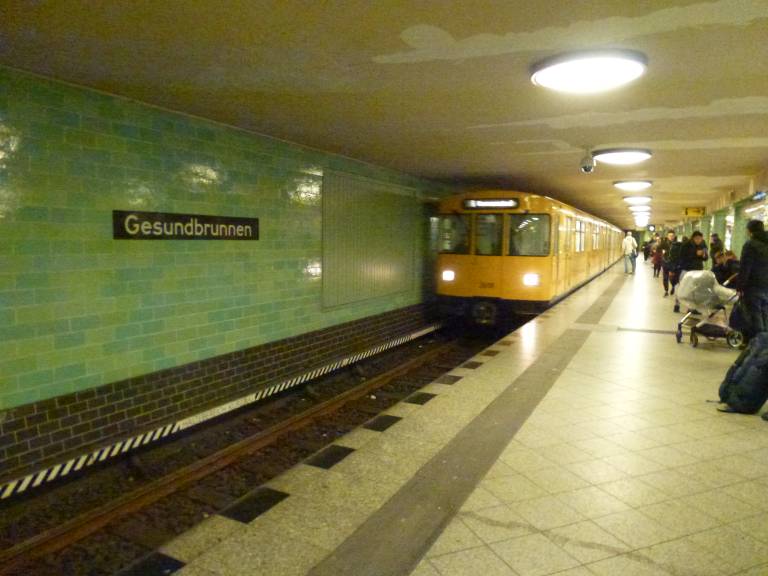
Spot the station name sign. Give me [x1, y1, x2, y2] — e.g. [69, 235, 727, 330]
[113, 210, 259, 240]
[463, 199, 519, 209]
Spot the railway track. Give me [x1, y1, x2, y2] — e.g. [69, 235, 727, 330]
[0, 334, 494, 575]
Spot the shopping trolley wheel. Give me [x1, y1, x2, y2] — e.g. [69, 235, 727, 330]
[726, 331, 744, 349]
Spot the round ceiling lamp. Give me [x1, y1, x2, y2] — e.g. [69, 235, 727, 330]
[623, 196, 652, 205]
[530, 50, 648, 94]
[614, 180, 652, 191]
[593, 148, 652, 165]
[629, 205, 651, 213]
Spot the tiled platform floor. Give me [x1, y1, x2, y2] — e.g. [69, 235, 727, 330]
[160, 261, 768, 576]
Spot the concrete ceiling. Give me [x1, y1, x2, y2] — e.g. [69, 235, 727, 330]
[2, 0, 768, 228]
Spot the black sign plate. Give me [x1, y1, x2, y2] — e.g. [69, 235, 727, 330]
[113, 210, 259, 240]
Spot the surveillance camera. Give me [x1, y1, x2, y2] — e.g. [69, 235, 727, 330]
[580, 154, 595, 174]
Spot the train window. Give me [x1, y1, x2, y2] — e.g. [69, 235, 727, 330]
[575, 220, 586, 252]
[437, 215, 470, 254]
[509, 214, 550, 256]
[475, 214, 503, 255]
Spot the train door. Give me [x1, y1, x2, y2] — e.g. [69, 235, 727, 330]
[470, 213, 504, 322]
[557, 215, 572, 293]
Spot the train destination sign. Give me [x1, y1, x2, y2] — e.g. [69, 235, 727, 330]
[113, 210, 259, 240]
[463, 199, 519, 209]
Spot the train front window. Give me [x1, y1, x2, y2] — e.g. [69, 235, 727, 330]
[437, 215, 470, 254]
[509, 214, 551, 256]
[475, 214, 503, 255]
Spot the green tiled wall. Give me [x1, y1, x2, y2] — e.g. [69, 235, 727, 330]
[0, 66, 447, 410]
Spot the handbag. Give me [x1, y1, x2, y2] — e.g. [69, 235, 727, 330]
[729, 299, 752, 334]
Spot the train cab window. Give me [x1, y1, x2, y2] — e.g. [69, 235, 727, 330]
[475, 214, 503, 255]
[437, 215, 470, 254]
[508, 214, 550, 256]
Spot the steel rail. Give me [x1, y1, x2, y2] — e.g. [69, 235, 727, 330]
[0, 341, 455, 574]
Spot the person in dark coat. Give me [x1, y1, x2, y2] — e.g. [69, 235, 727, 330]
[674, 231, 708, 313]
[737, 220, 768, 341]
[709, 233, 724, 269]
[712, 250, 740, 285]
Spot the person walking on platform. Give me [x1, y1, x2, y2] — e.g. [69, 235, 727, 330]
[709, 233, 724, 269]
[622, 231, 638, 274]
[674, 230, 708, 313]
[736, 220, 768, 341]
[651, 242, 663, 278]
[659, 230, 681, 296]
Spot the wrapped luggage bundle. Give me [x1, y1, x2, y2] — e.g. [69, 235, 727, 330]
[677, 270, 736, 313]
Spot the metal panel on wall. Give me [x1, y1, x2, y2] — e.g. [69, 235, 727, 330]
[323, 171, 418, 308]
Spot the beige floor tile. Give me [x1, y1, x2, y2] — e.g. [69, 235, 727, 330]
[604, 431, 661, 451]
[460, 486, 504, 512]
[711, 454, 768, 480]
[637, 538, 731, 576]
[586, 551, 678, 576]
[737, 564, 768, 576]
[161, 515, 243, 563]
[686, 525, 768, 572]
[592, 509, 678, 550]
[639, 425, 696, 446]
[191, 526, 329, 576]
[246, 494, 368, 551]
[730, 514, 768, 546]
[460, 504, 536, 544]
[599, 477, 670, 507]
[491, 533, 581, 576]
[637, 468, 711, 498]
[636, 445, 700, 468]
[638, 499, 720, 537]
[565, 459, 627, 484]
[722, 481, 768, 512]
[601, 453, 667, 476]
[485, 459, 519, 479]
[522, 465, 592, 494]
[547, 520, 629, 563]
[429, 546, 517, 576]
[481, 473, 548, 503]
[175, 566, 220, 576]
[556, 485, 631, 518]
[510, 495, 585, 530]
[676, 462, 746, 490]
[570, 438, 629, 459]
[426, 517, 484, 557]
[682, 489, 758, 524]
[499, 445, 557, 472]
[538, 443, 595, 465]
[408, 559, 441, 576]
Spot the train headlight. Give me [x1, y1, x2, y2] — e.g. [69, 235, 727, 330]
[523, 273, 540, 286]
[442, 269, 456, 282]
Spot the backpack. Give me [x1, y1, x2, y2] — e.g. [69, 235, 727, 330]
[718, 333, 768, 413]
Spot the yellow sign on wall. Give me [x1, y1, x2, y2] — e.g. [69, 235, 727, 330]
[684, 207, 706, 217]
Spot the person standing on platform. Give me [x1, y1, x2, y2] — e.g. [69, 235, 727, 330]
[674, 230, 708, 313]
[622, 231, 638, 274]
[736, 220, 768, 340]
[709, 233, 724, 269]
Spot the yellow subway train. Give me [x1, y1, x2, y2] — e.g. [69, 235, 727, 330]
[435, 191, 623, 323]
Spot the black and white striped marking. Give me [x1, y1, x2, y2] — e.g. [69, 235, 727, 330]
[0, 324, 440, 501]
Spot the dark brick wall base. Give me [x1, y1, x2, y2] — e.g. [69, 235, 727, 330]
[0, 304, 436, 484]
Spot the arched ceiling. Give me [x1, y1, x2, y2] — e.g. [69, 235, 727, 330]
[2, 0, 768, 228]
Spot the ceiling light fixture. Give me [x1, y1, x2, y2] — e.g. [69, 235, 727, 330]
[629, 205, 651, 213]
[614, 180, 652, 191]
[530, 50, 648, 94]
[593, 148, 652, 165]
[623, 196, 652, 205]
